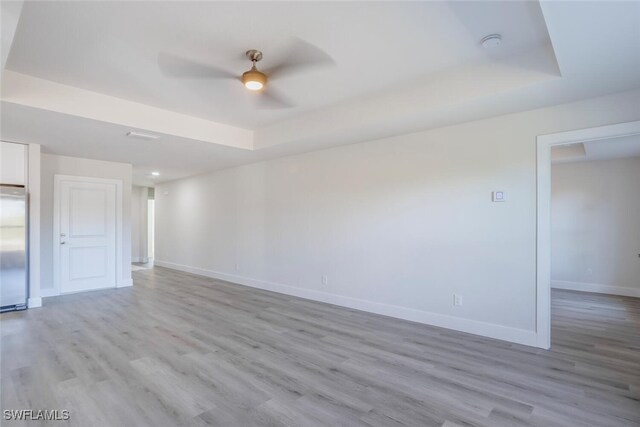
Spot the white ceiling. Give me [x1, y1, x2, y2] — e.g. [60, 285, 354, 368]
[6, 1, 550, 129]
[0, 102, 257, 186]
[2, 1, 640, 186]
[552, 134, 640, 164]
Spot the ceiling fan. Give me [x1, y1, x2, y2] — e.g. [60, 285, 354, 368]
[158, 39, 335, 109]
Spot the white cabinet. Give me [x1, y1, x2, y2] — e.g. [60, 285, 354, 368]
[0, 141, 27, 185]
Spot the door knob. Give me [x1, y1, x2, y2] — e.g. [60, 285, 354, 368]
[60, 241, 66, 245]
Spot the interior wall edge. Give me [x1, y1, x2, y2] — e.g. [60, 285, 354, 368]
[27, 143, 41, 308]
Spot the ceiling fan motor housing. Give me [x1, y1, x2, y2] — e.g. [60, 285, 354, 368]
[245, 49, 263, 62]
[243, 50, 267, 90]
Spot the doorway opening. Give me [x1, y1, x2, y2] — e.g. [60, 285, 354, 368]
[536, 120, 640, 349]
[147, 190, 155, 263]
[131, 186, 154, 271]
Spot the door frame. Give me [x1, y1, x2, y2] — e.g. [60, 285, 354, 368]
[535, 120, 640, 349]
[52, 175, 124, 295]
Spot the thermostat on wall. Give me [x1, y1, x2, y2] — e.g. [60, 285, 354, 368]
[492, 191, 505, 202]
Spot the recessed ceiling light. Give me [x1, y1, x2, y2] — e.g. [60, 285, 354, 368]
[126, 131, 159, 140]
[481, 34, 502, 49]
[151, 172, 160, 176]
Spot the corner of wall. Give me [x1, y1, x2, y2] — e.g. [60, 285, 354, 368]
[28, 143, 42, 307]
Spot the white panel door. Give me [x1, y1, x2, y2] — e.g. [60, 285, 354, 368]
[59, 180, 117, 293]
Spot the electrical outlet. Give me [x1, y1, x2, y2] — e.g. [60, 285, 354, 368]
[322, 275, 328, 285]
[235, 262, 239, 272]
[453, 294, 463, 306]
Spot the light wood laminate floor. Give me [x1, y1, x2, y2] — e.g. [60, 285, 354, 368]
[1, 267, 639, 426]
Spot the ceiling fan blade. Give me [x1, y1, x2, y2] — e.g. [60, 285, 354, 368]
[254, 87, 295, 109]
[264, 38, 335, 81]
[157, 52, 237, 79]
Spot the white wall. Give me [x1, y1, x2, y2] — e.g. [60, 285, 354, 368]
[40, 154, 132, 295]
[1, 141, 27, 185]
[131, 185, 149, 263]
[155, 90, 640, 347]
[27, 144, 41, 307]
[551, 157, 640, 297]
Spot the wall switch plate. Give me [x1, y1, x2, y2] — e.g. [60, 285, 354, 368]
[453, 294, 463, 306]
[322, 275, 328, 285]
[492, 191, 505, 202]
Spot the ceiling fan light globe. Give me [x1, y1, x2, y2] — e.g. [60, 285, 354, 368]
[245, 81, 263, 91]
[242, 69, 267, 91]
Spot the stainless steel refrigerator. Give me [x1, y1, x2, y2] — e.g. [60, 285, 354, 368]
[0, 185, 28, 312]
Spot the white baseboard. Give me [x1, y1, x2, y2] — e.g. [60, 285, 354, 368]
[28, 297, 42, 308]
[40, 288, 58, 298]
[118, 278, 133, 288]
[552, 280, 640, 297]
[39, 279, 132, 299]
[154, 259, 540, 348]
[131, 257, 149, 263]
